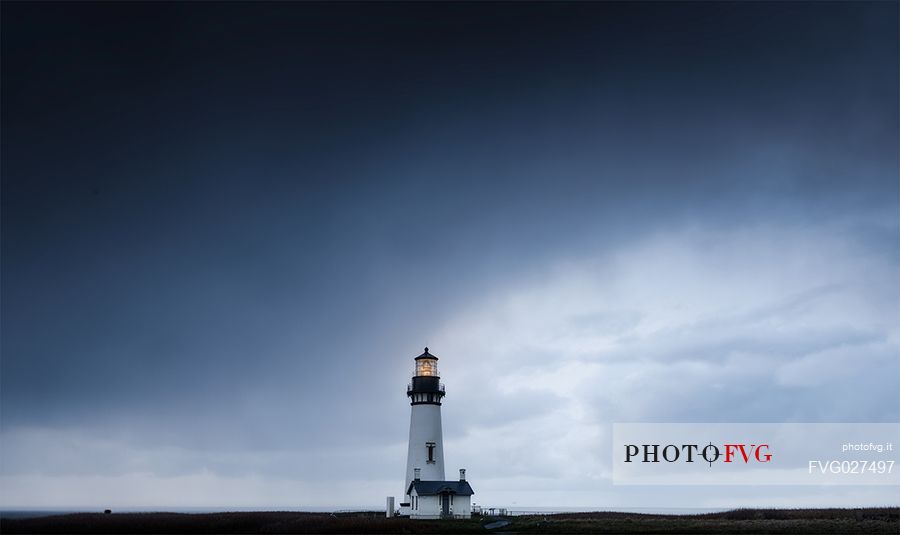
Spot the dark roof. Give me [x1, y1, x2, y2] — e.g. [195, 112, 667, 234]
[407, 480, 474, 496]
[415, 347, 438, 360]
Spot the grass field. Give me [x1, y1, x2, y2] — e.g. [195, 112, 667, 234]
[1, 507, 897, 533]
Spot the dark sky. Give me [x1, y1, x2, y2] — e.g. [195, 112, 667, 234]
[2, 1, 897, 507]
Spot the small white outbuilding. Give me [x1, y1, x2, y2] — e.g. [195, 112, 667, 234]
[406, 469, 475, 519]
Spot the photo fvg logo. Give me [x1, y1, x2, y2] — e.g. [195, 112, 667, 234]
[614, 424, 899, 485]
[624, 443, 772, 466]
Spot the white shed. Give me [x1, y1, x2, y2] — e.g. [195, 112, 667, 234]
[406, 477, 475, 519]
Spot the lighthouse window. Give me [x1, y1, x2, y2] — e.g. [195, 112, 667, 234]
[426, 442, 436, 463]
[416, 359, 437, 377]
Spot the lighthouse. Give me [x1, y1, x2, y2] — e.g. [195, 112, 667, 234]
[397, 348, 474, 519]
[405, 347, 446, 488]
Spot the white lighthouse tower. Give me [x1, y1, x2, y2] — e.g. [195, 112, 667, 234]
[397, 348, 474, 519]
[404, 348, 446, 491]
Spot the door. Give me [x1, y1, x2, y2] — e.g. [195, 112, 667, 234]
[441, 494, 450, 516]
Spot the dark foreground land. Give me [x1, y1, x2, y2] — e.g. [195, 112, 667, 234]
[2, 508, 898, 534]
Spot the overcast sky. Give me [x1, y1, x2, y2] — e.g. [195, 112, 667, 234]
[1, 2, 898, 509]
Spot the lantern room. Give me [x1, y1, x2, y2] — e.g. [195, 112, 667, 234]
[408, 348, 445, 405]
[415, 348, 439, 377]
